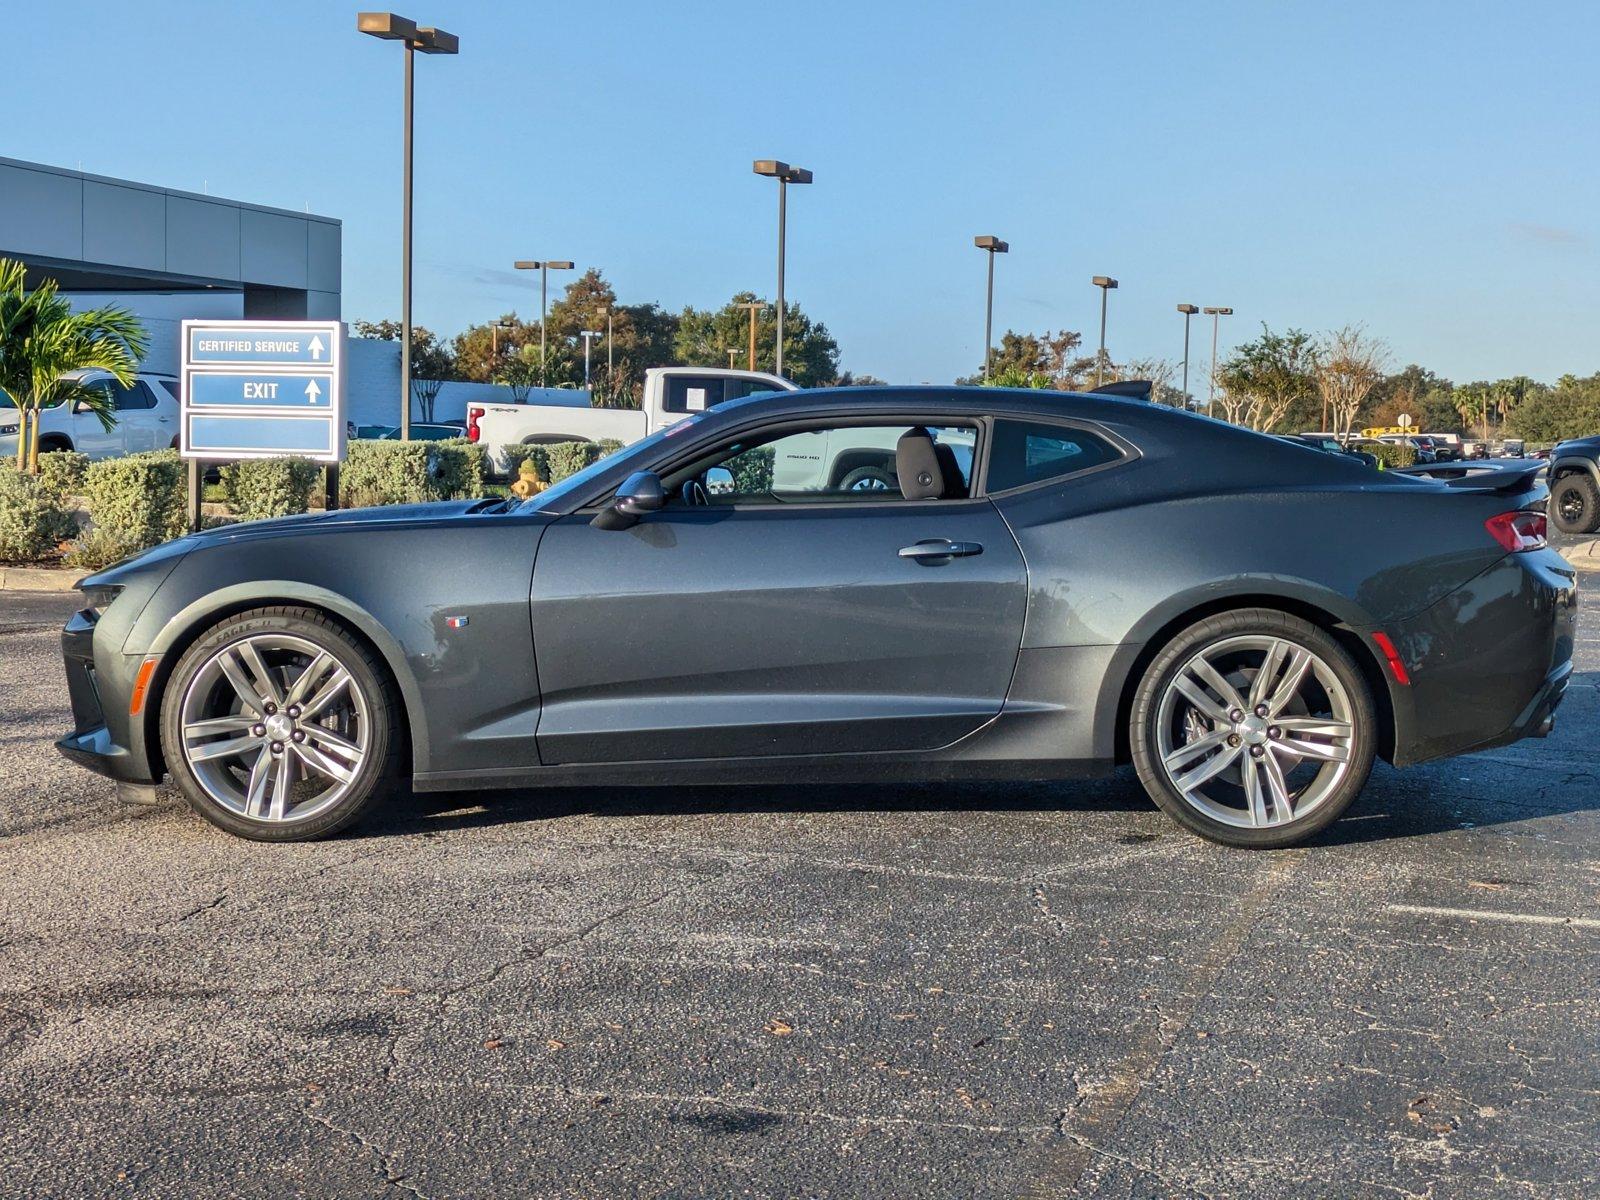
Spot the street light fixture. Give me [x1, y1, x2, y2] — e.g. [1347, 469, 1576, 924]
[752, 159, 812, 378]
[1091, 276, 1118, 387]
[491, 319, 514, 360]
[579, 329, 601, 387]
[1202, 306, 1234, 416]
[513, 259, 574, 384]
[738, 300, 765, 370]
[974, 236, 1009, 380]
[601, 304, 614, 373]
[358, 12, 459, 441]
[1176, 304, 1199, 405]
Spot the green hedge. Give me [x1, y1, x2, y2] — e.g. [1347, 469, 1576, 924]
[0, 469, 77, 561]
[221, 457, 321, 523]
[67, 449, 186, 569]
[340, 438, 487, 509]
[514, 438, 624, 485]
[1368, 441, 1417, 469]
[36, 450, 89, 503]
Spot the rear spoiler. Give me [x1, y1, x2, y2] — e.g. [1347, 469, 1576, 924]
[1086, 380, 1152, 401]
[1390, 462, 1545, 495]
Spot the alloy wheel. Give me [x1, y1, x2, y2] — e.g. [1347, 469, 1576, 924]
[1154, 635, 1355, 829]
[177, 633, 370, 824]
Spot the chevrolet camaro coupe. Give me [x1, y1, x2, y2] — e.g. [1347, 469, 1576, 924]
[58, 387, 1577, 847]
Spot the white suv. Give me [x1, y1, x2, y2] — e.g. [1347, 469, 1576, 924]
[0, 369, 181, 461]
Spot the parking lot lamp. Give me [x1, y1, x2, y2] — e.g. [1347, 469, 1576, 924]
[513, 260, 574, 384]
[358, 12, 459, 441]
[1177, 304, 1199, 405]
[603, 305, 614, 373]
[491, 319, 513, 360]
[1092, 276, 1118, 386]
[727, 348, 739, 368]
[752, 161, 812, 377]
[974, 236, 1009, 380]
[1202, 306, 1233, 416]
[580, 330, 601, 387]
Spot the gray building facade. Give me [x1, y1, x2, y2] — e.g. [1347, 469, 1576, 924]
[0, 156, 340, 319]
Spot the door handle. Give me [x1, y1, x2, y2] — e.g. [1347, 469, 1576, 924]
[898, 539, 983, 561]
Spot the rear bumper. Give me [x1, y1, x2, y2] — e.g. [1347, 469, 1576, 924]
[55, 607, 162, 786]
[1387, 549, 1577, 766]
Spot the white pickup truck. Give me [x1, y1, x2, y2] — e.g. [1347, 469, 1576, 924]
[467, 365, 794, 475]
[0, 368, 183, 461]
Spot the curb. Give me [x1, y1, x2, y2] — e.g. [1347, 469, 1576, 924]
[0, 566, 80, 594]
[1564, 539, 1600, 572]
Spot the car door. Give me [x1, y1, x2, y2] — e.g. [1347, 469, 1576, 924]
[529, 418, 1028, 765]
[68, 379, 125, 459]
[112, 380, 162, 452]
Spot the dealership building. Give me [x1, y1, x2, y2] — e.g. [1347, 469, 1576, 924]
[0, 155, 341, 379]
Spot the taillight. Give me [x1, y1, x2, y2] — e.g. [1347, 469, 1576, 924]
[466, 406, 483, 443]
[1485, 510, 1546, 552]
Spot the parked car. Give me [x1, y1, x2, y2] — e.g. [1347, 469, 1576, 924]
[59, 386, 1574, 850]
[348, 421, 465, 442]
[1462, 440, 1489, 460]
[0, 369, 181, 460]
[1283, 433, 1379, 468]
[1500, 439, 1527, 458]
[468, 366, 796, 475]
[1547, 434, 1600, 534]
[1378, 434, 1437, 463]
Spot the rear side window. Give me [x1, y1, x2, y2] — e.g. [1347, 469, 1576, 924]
[663, 375, 734, 414]
[986, 420, 1121, 491]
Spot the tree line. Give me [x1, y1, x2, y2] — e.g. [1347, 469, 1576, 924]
[356, 268, 850, 416]
[975, 322, 1600, 443]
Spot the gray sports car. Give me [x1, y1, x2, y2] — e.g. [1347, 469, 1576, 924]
[58, 387, 1577, 847]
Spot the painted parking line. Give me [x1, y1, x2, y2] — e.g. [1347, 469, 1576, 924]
[1388, 903, 1600, 930]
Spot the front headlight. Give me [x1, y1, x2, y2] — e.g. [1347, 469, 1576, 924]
[79, 583, 125, 618]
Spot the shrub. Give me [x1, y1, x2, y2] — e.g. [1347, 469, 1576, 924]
[1368, 441, 1416, 469]
[220, 456, 321, 523]
[0, 469, 77, 561]
[36, 450, 89, 503]
[67, 450, 186, 567]
[431, 438, 486, 500]
[341, 440, 434, 508]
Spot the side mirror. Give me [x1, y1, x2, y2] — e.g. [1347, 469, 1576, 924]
[705, 466, 735, 495]
[591, 470, 666, 529]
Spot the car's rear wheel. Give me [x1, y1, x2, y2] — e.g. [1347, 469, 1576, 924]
[160, 607, 400, 841]
[1130, 609, 1376, 848]
[1550, 472, 1600, 535]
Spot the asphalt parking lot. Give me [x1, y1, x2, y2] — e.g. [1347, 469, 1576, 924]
[1, 562, 1597, 1199]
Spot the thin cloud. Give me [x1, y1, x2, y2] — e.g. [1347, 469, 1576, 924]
[1508, 221, 1586, 247]
[427, 262, 528, 289]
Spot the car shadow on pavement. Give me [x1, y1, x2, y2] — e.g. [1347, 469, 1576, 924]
[364, 773, 1157, 839]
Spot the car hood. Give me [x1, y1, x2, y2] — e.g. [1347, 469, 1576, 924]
[197, 499, 501, 543]
[1554, 435, 1600, 457]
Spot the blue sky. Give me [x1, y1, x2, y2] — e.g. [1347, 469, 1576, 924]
[8, 1, 1596, 385]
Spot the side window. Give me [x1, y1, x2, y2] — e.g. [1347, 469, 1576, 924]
[155, 379, 182, 402]
[986, 420, 1121, 492]
[705, 423, 974, 504]
[662, 375, 728, 414]
[110, 381, 156, 411]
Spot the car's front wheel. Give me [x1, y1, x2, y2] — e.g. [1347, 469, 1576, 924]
[160, 607, 400, 841]
[1129, 609, 1376, 848]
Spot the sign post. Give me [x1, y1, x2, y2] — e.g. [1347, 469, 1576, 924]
[180, 320, 346, 531]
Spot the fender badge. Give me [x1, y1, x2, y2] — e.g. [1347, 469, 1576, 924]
[445, 616, 470, 629]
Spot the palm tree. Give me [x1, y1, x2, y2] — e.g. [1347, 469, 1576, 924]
[0, 257, 149, 472]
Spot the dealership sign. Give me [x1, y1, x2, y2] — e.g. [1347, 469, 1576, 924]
[180, 320, 345, 462]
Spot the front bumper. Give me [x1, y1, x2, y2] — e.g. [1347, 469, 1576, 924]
[55, 606, 163, 786]
[1386, 548, 1577, 766]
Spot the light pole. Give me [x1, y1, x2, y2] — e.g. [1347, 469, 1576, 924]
[752, 160, 812, 378]
[739, 300, 765, 370]
[358, 12, 458, 442]
[513, 259, 574, 384]
[602, 305, 614, 373]
[491, 319, 514, 361]
[579, 330, 600, 387]
[974, 236, 1008, 380]
[1202, 306, 1233, 416]
[1092, 276, 1118, 386]
[1176, 304, 1199, 406]
[727, 348, 739, 369]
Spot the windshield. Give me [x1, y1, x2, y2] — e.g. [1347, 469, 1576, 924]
[516, 413, 709, 511]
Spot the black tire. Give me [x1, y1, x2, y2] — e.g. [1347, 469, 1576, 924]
[159, 606, 401, 842]
[1129, 608, 1377, 849]
[1550, 472, 1600, 535]
[38, 435, 72, 454]
[839, 465, 895, 492]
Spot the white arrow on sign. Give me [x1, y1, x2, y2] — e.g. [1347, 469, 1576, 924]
[309, 335, 325, 361]
[305, 379, 323, 404]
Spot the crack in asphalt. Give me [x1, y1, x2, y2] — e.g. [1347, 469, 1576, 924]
[1020, 848, 1308, 1198]
[301, 1106, 431, 1199]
